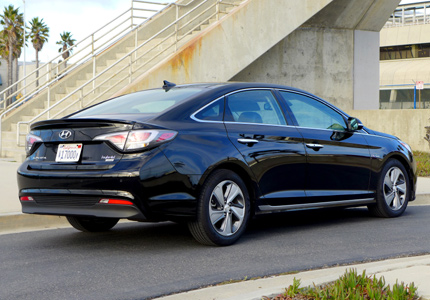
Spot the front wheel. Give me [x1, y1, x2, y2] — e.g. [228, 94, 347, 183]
[188, 169, 251, 246]
[66, 216, 119, 232]
[368, 159, 410, 218]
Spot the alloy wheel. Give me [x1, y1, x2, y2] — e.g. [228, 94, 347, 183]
[209, 180, 245, 236]
[383, 166, 407, 211]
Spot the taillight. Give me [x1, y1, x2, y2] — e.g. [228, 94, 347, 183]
[93, 130, 177, 152]
[99, 199, 134, 205]
[20, 196, 34, 201]
[25, 133, 43, 155]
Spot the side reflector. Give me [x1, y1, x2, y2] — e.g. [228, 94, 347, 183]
[99, 199, 134, 205]
[20, 196, 34, 201]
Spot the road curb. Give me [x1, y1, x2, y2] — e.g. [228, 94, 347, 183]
[154, 255, 430, 300]
[413, 193, 430, 205]
[0, 213, 69, 235]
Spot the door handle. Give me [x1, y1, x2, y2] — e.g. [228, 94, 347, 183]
[238, 138, 259, 146]
[306, 143, 324, 150]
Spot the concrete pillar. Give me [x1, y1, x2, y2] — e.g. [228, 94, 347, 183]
[390, 89, 398, 102]
[353, 30, 379, 110]
[231, 27, 355, 110]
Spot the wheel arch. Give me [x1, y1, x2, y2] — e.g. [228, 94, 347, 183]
[198, 161, 260, 213]
[382, 153, 416, 200]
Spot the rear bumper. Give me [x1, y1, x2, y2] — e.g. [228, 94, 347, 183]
[17, 149, 200, 220]
[19, 188, 146, 220]
[21, 201, 145, 219]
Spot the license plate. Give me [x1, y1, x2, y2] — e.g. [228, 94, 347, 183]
[56, 144, 82, 162]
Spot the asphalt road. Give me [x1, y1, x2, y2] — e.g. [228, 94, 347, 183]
[1, 206, 430, 300]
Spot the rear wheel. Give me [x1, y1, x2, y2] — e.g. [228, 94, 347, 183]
[66, 216, 119, 232]
[188, 169, 250, 246]
[368, 159, 410, 218]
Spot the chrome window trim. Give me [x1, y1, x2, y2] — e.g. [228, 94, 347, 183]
[190, 95, 225, 123]
[223, 121, 296, 128]
[190, 87, 370, 135]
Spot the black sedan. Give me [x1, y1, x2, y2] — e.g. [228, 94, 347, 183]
[18, 82, 417, 246]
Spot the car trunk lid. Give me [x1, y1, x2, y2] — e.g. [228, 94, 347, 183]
[27, 118, 160, 169]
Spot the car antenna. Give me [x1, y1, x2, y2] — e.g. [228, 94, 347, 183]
[163, 80, 176, 92]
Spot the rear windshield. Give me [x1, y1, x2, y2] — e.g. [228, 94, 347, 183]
[71, 88, 204, 117]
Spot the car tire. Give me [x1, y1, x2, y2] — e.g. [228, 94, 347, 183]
[188, 169, 251, 246]
[66, 216, 119, 232]
[368, 159, 410, 218]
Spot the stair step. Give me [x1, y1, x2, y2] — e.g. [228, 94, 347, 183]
[1, 0, 247, 161]
[1, 147, 26, 163]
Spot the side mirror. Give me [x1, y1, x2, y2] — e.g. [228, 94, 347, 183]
[347, 117, 363, 131]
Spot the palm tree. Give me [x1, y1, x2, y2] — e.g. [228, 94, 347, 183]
[0, 5, 24, 96]
[13, 30, 25, 93]
[56, 31, 75, 68]
[28, 17, 49, 87]
[0, 30, 8, 105]
[0, 30, 7, 61]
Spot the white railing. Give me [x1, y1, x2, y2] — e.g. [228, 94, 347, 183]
[384, 2, 430, 28]
[0, 0, 172, 110]
[0, 0, 173, 154]
[10, 0, 241, 151]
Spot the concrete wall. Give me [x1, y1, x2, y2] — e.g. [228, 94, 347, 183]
[114, 0, 335, 97]
[346, 109, 430, 153]
[232, 0, 399, 111]
[231, 27, 355, 110]
[232, 27, 380, 111]
[381, 24, 430, 47]
[353, 30, 379, 110]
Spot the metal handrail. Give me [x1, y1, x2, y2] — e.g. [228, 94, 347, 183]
[0, 0, 175, 154]
[12, 0, 243, 151]
[384, 1, 430, 28]
[0, 1, 171, 110]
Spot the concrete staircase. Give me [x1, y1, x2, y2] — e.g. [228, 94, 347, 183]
[1, 0, 334, 162]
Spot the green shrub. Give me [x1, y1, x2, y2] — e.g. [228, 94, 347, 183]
[414, 151, 430, 177]
[262, 269, 420, 300]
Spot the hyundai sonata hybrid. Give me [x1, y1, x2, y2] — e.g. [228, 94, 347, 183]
[18, 82, 417, 246]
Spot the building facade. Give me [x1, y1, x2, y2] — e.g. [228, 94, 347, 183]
[380, 1, 430, 109]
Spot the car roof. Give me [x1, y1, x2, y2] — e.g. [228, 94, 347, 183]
[167, 82, 308, 93]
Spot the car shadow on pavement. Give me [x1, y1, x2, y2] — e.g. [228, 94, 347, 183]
[22, 206, 418, 251]
[249, 207, 373, 230]
[243, 206, 416, 243]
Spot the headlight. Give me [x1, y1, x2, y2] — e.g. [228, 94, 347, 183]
[399, 140, 412, 153]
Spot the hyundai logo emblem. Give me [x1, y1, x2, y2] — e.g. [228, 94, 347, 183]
[59, 130, 72, 139]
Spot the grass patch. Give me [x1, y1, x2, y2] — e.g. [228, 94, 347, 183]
[414, 151, 430, 177]
[262, 269, 421, 300]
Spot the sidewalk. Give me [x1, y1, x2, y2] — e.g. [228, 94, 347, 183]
[2, 160, 430, 299]
[154, 255, 430, 300]
[0, 160, 69, 233]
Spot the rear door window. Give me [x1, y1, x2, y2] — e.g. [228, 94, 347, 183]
[225, 90, 286, 125]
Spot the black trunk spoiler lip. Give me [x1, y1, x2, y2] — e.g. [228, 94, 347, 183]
[29, 116, 164, 130]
